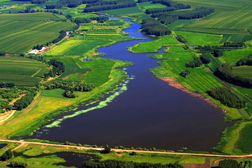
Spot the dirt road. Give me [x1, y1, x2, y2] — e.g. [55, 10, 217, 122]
[0, 139, 251, 158]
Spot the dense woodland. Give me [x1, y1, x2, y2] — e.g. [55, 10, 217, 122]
[215, 63, 252, 88]
[141, 18, 171, 36]
[44, 59, 65, 78]
[82, 160, 183, 168]
[13, 89, 37, 110]
[84, 0, 136, 12]
[208, 87, 246, 108]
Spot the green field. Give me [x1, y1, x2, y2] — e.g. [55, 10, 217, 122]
[220, 47, 252, 65]
[130, 36, 178, 53]
[175, 31, 222, 45]
[0, 56, 48, 86]
[237, 123, 252, 153]
[232, 66, 252, 79]
[45, 40, 111, 56]
[175, 0, 252, 36]
[0, 13, 75, 53]
[167, 46, 186, 52]
[100, 6, 143, 16]
[137, 2, 166, 11]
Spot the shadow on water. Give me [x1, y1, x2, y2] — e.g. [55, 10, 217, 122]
[27, 18, 233, 152]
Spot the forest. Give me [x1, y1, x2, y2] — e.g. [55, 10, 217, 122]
[141, 18, 171, 36]
[215, 63, 252, 88]
[208, 87, 246, 108]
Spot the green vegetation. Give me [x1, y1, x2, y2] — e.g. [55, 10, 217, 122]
[0, 13, 75, 53]
[175, 31, 222, 45]
[208, 87, 246, 108]
[237, 123, 252, 153]
[0, 56, 49, 86]
[129, 36, 178, 53]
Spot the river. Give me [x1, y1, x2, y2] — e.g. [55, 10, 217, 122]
[28, 18, 232, 152]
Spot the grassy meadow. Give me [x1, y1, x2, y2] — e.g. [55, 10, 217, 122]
[129, 36, 178, 53]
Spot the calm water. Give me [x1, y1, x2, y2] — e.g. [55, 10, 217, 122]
[28, 19, 232, 152]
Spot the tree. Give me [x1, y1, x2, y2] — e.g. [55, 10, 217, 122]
[63, 90, 76, 98]
[2, 149, 13, 161]
[103, 145, 111, 153]
[200, 53, 211, 64]
[9, 161, 28, 168]
[219, 159, 240, 168]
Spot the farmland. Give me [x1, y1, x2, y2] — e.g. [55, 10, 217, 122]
[129, 36, 178, 53]
[45, 40, 111, 56]
[0, 13, 75, 53]
[232, 66, 252, 79]
[175, 31, 222, 45]
[2, 0, 252, 166]
[0, 56, 48, 86]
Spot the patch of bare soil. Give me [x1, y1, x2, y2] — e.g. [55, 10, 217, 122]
[62, 71, 89, 80]
[183, 158, 210, 168]
[205, 68, 211, 72]
[221, 82, 234, 91]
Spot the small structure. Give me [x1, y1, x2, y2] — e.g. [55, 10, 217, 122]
[28, 47, 47, 54]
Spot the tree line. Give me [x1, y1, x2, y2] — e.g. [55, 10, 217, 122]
[196, 42, 245, 51]
[141, 18, 171, 36]
[208, 87, 246, 108]
[46, 81, 95, 92]
[14, 89, 37, 110]
[215, 63, 252, 88]
[12, 0, 48, 4]
[82, 160, 184, 168]
[83, 0, 136, 12]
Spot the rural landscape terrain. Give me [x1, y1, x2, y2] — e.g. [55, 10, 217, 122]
[1, 0, 252, 167]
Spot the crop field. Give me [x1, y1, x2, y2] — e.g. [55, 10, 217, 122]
[0, 56, 48, 86]
[151, 52, 222, 93]
[176, 0, 252, 36]
[137, 2, 166, 11]
[237, 123, 252, 153]
[99, 6, 143, 16]
[166, 46, 186, 52]
[220, 48, 252, 65]
[0, 13, 75, 53]
[175, 31, 222, 45]
[55, 57, 91, 79]
[228, 35, 252, 43]
[74, 58, 115, 86]
[130, 36, 178, 53]
[86, 29, 118, 35]
[45, 40, 111, 56]
[232, 66, 252, 79]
